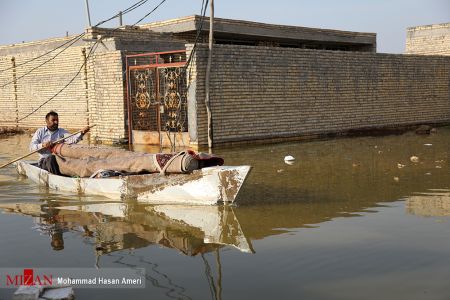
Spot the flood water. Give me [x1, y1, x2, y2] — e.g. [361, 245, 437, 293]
[1, 129, 450, 300]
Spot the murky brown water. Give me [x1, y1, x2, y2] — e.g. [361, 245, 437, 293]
[1, 129, 450, 299]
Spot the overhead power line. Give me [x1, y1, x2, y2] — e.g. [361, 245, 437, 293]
[132, 0, 167, 25]
[15, 0, 170, 121]
[96, 0, 150, 27]
[185, 0, 209, 70]
[17, 41, 100, 122]
[0, 0, 152, 75]
[0, 33, 86, 88]
[0, 32, 86, 74]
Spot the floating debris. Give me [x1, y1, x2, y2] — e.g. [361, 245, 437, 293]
[424, 144, 433, 146]
[425, 172, 432, 176]
[397, 163, 406, 169]
[13, 285, 74, 300]
[41, 287, 75, 300]
[284, 155, 295, 165]
[13, 285, 42, 300]
[393, 177, 400, 182]
[277, 169, 284, 173]
[436, 165, 442, 169]
[416, 125, 434, 134]
[410, 156, 419, 163]
[284, 155, 295, 162]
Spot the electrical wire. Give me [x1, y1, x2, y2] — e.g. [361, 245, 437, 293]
[0, 32, 86, 73]
[132, 0, 167, 26]
[0, 32, 86, 88]
[16, 0, 170, 121]
[185, 0, 209, 70]
[17, 41, 100, 122]
[0, 0, 151, 75]
[95, 0, 150, 27]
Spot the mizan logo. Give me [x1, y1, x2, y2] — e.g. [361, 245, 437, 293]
[2, 269, 53, 286]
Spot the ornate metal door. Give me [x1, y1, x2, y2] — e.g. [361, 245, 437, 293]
[130, 68, 158, 131]
[158, 67, 188, 133]
[126, 51, 187, 145]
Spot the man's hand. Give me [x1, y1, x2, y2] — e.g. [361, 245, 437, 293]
[81, 126, 91, 135]
[42, 141, 54, 149]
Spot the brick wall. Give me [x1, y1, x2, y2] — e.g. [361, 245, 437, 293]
[0, 29, 187, 143]
[0, 56, 16, 125]
[87, 51, 127, 143]
[0, 40, 127, 143]
[0, 44, 89, 130]
[87, 26, 173, 42]
[190, 44, 450, 146]
[3, 36, 450, 147]
[0, 30, 176, 144]
[406, 22, 450, 56]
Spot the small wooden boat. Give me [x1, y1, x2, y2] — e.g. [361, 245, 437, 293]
[15, 161, 251, 205]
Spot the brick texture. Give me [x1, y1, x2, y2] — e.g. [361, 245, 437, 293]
[0, 44, 88, 130]
[2, 31, 450, 146]
[190, 44, 450, 146]
[406, 23, 450, 56]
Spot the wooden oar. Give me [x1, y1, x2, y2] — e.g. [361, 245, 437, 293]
[0, 124, 96, 169]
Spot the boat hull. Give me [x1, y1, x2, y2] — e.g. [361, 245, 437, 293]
[15, 161, 251, 205]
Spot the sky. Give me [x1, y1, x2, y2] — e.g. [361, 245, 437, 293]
[0, 0, 449, 53]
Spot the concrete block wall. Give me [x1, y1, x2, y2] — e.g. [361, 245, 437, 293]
[87, 50, 127, 143]
[3, 34, 450, 147]
[0, 56, 16, 125]
[191, 44, 450, 146]
[0, 38, 127, 143]
[185, 45, 199, 146]
[0, 28, 189, 143]
[0, 42, 89, 130]
[87, 26, 174, 42]
[406, 22, 450, 56]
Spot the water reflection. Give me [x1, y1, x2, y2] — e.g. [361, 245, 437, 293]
[406, 189, 450, 217]
[0, 201, 253, 258]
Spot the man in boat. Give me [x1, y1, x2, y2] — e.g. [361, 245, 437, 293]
[30, 111, 90, 175]
[30, 112, 223, 178]
[35, 140, 223, 179]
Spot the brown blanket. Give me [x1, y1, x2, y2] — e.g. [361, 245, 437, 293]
[51, 144, 223, 178]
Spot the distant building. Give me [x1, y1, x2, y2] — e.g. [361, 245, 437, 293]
[406, 22, 450, 56]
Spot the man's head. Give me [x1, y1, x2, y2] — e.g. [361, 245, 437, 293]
[45, 111, 59, 131]
[50, 232, 64, 251]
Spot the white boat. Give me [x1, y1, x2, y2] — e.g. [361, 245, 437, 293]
[15, 161, 251, 205]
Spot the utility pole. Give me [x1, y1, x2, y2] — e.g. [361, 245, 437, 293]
[119, 11, 123, 26]
[84, 0, 92, 27]
[204, 0, 214, 149]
